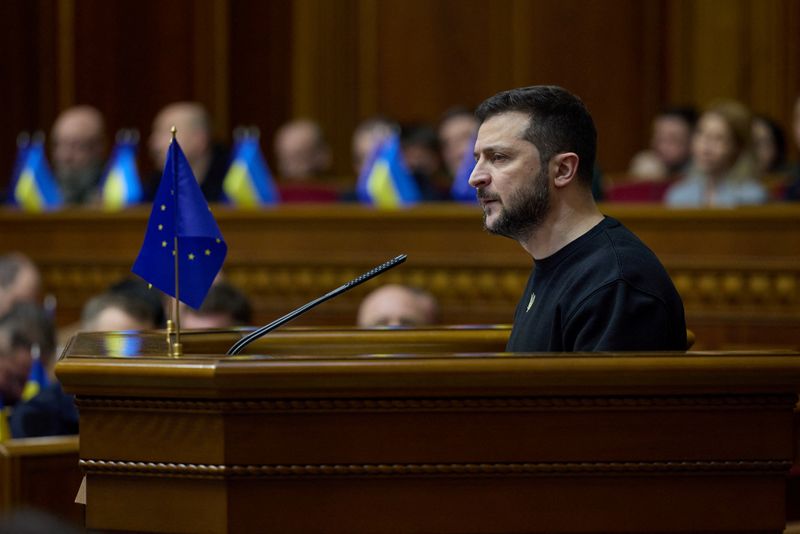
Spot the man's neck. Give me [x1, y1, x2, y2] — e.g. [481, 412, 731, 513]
[519, 199, 604, 260]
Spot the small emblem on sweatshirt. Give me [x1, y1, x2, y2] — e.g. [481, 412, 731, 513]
[526, 292, 536, 312]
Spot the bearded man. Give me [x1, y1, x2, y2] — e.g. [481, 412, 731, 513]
[469, 86, 686, 352]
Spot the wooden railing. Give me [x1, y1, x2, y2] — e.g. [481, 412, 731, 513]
[1, 203, 798, 350]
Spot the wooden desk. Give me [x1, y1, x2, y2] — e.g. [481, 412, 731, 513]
[57, 330, 800, 533]
[2, 204, 798, 349]
[0, 435, 82, 525]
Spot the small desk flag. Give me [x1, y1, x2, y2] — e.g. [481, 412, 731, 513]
[21, 346, 49, 402]
[10, 137, 63, 212]
[450, 134, 477, 203]
[132, 137, 227, 309]
[100, 135, 143, 210]
[223, 135, 279, 207]
[356, 134, 421, 208]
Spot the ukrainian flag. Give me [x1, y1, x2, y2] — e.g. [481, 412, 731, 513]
[100, 134, 143, 210]
[222, 134, 279, 207]
[0, 401, 9, 443]
[10, 137, 63, 212]
[450, 134, 478, 203]
[356, 134, 421, 208]
[21, 348, 49, 402]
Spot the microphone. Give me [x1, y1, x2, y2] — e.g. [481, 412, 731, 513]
[226, 254, 407, 355]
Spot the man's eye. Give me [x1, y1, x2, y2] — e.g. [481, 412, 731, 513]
[491, 153, 507, 163]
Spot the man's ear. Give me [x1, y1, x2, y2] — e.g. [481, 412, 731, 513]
[551, 152, 580, 189]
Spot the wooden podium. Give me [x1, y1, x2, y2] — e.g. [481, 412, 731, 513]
[57, 327, 800, 533]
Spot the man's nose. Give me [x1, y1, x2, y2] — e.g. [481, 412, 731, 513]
[468, 159, 490, 189]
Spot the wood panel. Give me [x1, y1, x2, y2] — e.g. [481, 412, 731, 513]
[0, 205, 798, 351]
[56, 336, 800, 533]
[4, 0, 800, 193]
[0, 436, 82, 526]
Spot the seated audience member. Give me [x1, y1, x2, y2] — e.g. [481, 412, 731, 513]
[351, 116, 395, 175]
[666, 100, 767, 207]
[50, 105, 108, 205]
[438, 107, 478, 177]
[628, 106, 697, 182]
[0, 303, 56, 406]
[272, 119, 340, 202]
[400, 124, 447, 200]
[752, 115, 787, 176]
[81, 290, 161, 332]
[181, 281, 253, 329]
[148, 102, 229, 202]
[10, 284, 162, 438]
[274, 119, 332, 181]
[357, 284, 440, 327]
[784, 95, 800, 200]
[0, 253, 41, 317]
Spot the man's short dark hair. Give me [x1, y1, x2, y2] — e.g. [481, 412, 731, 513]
[475, 85, 597, 186]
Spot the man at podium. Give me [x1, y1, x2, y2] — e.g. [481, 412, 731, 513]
[469, 86, 686, 352]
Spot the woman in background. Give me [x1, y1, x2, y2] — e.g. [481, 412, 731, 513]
[666, 100, 767, 207]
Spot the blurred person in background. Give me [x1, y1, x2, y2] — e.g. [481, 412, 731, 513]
[181, 281, 253, 329]
[273, 119, 332, 181]
[0, 253, 41, 318]
[784, 95, 800, 201]
[665, 100, 766, 207]
[0, 302, 56, 406]
[438, 107, 478, 178]
[50, 105, 108, 205]
[357, 284, 440, 327]
[148, 102, 229, 202]
[628, 106, 697, 182]
[351, 116, 395, 175]
[400, 123, 447, 200]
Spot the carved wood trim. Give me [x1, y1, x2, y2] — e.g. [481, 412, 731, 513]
[79, 459, 792, 479]
[75, 394, 798, 413]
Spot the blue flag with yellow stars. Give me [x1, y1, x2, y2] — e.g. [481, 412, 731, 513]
[132, 137, 227, 309]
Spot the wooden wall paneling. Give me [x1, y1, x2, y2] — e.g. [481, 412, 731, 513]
[228, 0, 294, 171]
[374, 0, 517, 123]
[514, 0, 661, 171]
[193, 0, 231, 141]
[73, 0, 202, 179]
[291, 0, 360, 177]
[0, 0, 59, 193]
[56, 0, 76, 112]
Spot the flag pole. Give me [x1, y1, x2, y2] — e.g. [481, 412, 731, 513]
[171, 126, 182, 357]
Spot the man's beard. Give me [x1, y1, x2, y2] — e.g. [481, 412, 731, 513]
[479, 166, 550, 241]
[57, 164, 102, 204]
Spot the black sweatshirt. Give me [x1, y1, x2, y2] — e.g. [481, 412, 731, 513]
[506, 217, 686, 352]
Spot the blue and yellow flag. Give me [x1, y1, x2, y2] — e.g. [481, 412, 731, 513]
[0, 401, 9, 443]
[356, 134, 421, 208]
[450, 134, 478, 203]
[132, 137, 227, 309]
[21, 349, 49, 402]
[10, 137, 63, 212]
[100, 135, 143, 210]
[222, 135, 279, 207]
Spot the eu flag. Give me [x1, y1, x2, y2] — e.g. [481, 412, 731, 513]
[132, 137, 227, 309]
[356, 134, 421, 208]
[222, 135, 279, 207]
[450, 134, 477, 202]
[100, 135, 143, 210]
[10, 137, 63, 212]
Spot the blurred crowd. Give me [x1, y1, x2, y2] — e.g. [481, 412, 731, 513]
[6, 94, 800, 208]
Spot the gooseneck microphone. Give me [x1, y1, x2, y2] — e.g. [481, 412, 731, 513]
[226, 254, 407, 355]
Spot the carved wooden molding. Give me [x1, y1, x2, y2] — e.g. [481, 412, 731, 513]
[79, 459, 792, 479]
[75, 394, 797, 413]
